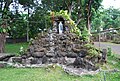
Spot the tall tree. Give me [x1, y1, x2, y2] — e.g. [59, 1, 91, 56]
[18, 0, 34, 41]
[103, 8, 120, 29]
[92, 7, 120, 31]
[41, 0, 103, 30]
[0, 0, 12, 53]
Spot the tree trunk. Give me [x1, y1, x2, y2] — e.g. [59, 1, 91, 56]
[86, 0, 93, 34]
[0, 0, 12, 53]
[87, 15, 91, 34]
[76, 0, 82, 26]
[76, 18, 82, 26]
[68, 7, 72, 17]
[0, 20, 7, 53]
[0, 33, 6, 53]
[65, 0, 74, 17]
[27, 7, 29, 42]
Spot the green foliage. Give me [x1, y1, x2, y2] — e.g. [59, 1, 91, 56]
[92, 7, 120, 32]
[19, 46, 25, 55]
[84, 43, 95, 49]
[84, 43, 99, 57]
[0, 28, 7, 33]
[1, 0, 103, 39]
[0, 20, 11, 33]
[81, 27, 90, 41]
[18, 0, 34, 6]
[107, 47, 112, 56]
[5, 42, 28, 54]
[91, 7, 104, 32]
[104, 8, 120, 29]
[87, 49, 99, 57]
[28, 7, 51, 38]
[51, 10, 74, 25]
[70, 26, 81, 36]
[8, 13, 28, 38]
[53, 10, 70, 20]
[0, 27, 10, 33]
[52, 10, 81, 36]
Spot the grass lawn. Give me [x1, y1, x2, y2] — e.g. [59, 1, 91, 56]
[1, 42, 120, 81]
[0, 65, 120, 81]
[5, 42, 28, 54]
[0, 67, 98, 81]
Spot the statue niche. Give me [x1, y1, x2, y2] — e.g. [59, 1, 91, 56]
[58, 21, 63, 34]
[54, 16, 66, 34]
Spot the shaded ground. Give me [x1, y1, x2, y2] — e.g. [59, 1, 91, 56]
[94, 42, 120, 54]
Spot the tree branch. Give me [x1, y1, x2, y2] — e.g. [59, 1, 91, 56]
[2, 0, 12, 18]
[76, 18, 82, 26]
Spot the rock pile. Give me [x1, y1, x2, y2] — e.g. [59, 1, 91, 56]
[0, 28, 102, 71]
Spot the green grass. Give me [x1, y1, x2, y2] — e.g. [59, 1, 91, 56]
[0, 66, 120, 81]
[2, 43, 120, 81]
[5, 42, 28, 54]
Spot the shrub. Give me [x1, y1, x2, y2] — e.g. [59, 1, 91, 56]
[84, 44, 99, 57]
[81, 27, 90, 42]
[107, 47, 112, 56]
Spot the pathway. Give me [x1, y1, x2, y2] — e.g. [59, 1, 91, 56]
[94, 42, 120, 54]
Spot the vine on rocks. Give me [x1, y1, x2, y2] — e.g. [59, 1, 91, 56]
[81, 26, 90, 41]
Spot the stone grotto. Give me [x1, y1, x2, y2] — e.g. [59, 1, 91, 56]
[0, 16, 106, 76]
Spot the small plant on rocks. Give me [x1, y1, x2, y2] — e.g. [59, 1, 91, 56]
[19, 46, 24, 55]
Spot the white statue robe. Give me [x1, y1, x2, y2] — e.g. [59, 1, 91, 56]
[58, 22, 63, 34]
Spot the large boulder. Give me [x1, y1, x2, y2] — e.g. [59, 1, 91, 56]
[28, 46, 34, 53]
[10, 57, 22, 63]
[34, 47, 46, 52]
[73, 57, 98, 71]
[78, 49, 87, 58]
[57, 51, 67, 57]
[46, 52, 55, 57]
[42, 55, 48, 64]
[32, 52, 45, 58]
[66, 52, 77, 58]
